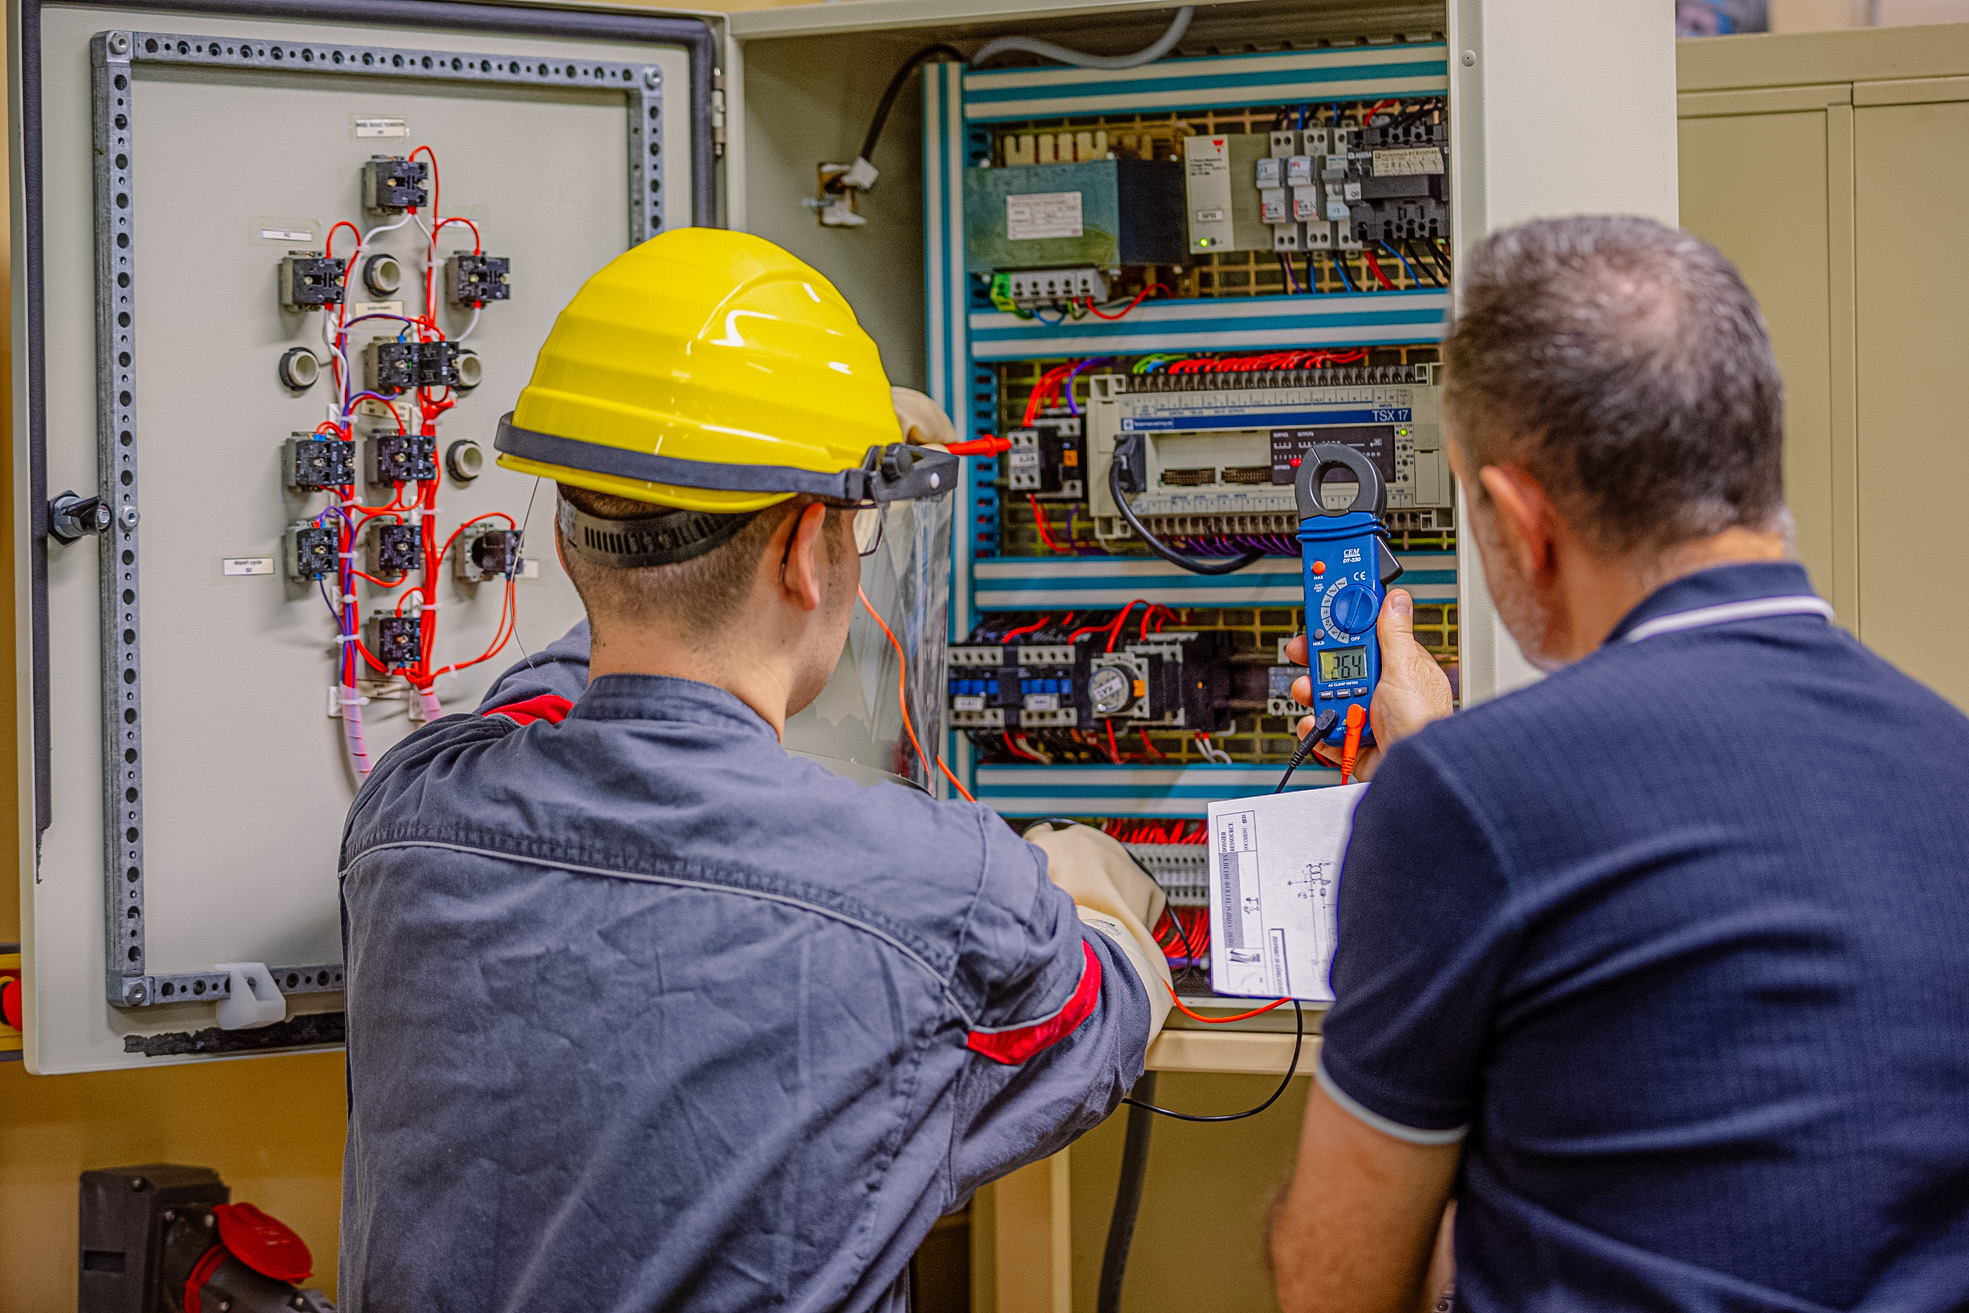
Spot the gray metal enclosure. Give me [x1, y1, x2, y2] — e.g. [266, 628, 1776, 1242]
[17, 0, 711, 1072]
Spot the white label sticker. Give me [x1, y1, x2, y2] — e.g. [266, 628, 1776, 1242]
[1373, 147, 1445, 176]
[520, 559, 541, 579]
[248, 215, 320, 247]
[1193, 207, 1225, 223]
[353, 115, 408, 139]
[223, 557, 275, 576]
[1023, 693, 1061, 712]
[1006, 191, 1083, 241]
[952, 696, 986, 712]
[347, 301, 404, 319]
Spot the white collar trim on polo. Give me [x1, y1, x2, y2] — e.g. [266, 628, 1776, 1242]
[1623, 595, 1835, 643]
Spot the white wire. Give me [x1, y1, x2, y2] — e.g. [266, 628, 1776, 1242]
[455, 305, 482, 343]
[362, 212, 415, 246]
[971, 6, 1191, 69]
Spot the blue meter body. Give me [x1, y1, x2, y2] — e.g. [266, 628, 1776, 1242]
[1293, 444, 1403, 746]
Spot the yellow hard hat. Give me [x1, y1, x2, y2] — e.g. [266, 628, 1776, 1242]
[495, 227, 954, 513]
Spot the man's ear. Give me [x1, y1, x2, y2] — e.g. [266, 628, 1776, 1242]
[1476, 464, 1560, 580]
[775, 502, 831, 612]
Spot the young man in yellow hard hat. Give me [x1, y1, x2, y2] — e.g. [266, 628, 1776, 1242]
[336, 228, 1171, 1312]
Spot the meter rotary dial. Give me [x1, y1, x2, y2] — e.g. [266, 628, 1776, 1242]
[1088, 665, 1135, 716]
[1317, 573, 1378, 638]
[1331, 585, 1379, 636]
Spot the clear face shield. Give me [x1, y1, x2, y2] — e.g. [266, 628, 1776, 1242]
[784, 494, 954, 792]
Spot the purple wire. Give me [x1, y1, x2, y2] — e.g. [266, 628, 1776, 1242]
[1060, 357, 1111, 416]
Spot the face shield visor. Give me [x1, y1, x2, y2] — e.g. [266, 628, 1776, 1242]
[784, 487, 954, 793]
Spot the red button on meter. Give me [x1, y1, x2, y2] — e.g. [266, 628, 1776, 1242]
[1, 975, 19, 1031]
[213, 1202, 313, 1284]
[1311, 561, 1326, 576]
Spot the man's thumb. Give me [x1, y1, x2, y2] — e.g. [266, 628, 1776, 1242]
[1379, 588, 1414, 641]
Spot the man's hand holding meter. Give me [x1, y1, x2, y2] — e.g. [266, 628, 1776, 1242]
[1288, 588, 1453, 780]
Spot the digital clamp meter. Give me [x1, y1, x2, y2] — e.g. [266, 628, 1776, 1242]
[1293, 443, 1404, 746]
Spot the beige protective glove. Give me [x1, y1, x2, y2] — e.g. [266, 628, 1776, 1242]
[1027, 823, 1174, 1041]
[892, 386, 959, 449]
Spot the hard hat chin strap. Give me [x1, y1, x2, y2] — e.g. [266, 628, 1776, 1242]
[497, 414, 958, 505]
[556, 495, 763, 569]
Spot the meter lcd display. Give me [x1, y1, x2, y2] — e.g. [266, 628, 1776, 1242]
[1319, 646, 1369, 682]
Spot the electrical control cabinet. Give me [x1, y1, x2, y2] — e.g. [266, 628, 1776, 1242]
[11, 0, 1676, 1091]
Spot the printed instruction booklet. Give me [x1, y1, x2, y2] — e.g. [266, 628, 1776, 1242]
[1207, 783, 1369, 1000]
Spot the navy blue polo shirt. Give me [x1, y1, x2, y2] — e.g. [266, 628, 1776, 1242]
[1320, 562, 1969, 1312]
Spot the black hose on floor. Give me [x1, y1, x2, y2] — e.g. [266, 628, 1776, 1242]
[1098, 1071, 1158, 1313]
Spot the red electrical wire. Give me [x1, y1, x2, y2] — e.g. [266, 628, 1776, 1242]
[1165, 984, 1290, 1023]
[1083, 282, 1170, 321]
[1139, 727, 1165, 759]
[1106, 600, 1144, 652]
[998, 614, 1055, 642]
[1363, 248, 1396, 291]
[1028, 495, 1063, 553]
[1105, 718, 1124, 765]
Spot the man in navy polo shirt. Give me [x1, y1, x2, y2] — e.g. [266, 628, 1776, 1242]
[1269, 216, 1969, 1313]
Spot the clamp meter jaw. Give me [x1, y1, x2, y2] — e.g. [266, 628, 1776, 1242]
[1294, 444, 1404, 745]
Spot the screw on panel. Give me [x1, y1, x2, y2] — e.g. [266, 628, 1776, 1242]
[1461, 50, 1477, 66]
[643, 66, 659, 88]
[107, 31, 131, 56]
[119, 505, 140, 529]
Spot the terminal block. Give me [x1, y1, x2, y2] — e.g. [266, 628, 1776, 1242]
[366, 521, 419, 576]
[367, 433, 439, 485]
[285, 523, 338, 582]
[279, 252, 347, 311]
[413, 340, 462, 389]
[283, 435, 356, 490]
[456, 525, 522, 582]
[363, 339, 462, 395]
[446, 254, 511, 306]
[365, 613, 421, 670]
[363, 340, 416, 395]
[361, 155, 429, 213]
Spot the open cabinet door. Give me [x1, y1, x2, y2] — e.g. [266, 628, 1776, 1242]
[11, 0, 718, 1072]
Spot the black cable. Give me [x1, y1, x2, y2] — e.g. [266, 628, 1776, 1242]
[1108, 455, 1263, 576]
[1275, 709, 1340, 793]
[1123, 1001, 1304, 1122]
[858, 44, 964, 167]
[1099, 1071, 1157, 1313]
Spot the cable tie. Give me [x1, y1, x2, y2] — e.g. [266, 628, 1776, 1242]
[341, 593, 359, 603]
[337, 634, 359, 644]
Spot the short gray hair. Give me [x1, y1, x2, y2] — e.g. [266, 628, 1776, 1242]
[1443, 215, 1785, 554]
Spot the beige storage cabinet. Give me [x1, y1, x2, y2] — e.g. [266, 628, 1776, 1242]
[1680, 24, 1969, 709]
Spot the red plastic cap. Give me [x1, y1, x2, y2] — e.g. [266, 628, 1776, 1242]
[213, 1202, 312, 1283]
[1, 976, 19, 1031]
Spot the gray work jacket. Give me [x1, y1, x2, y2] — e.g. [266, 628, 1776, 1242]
[338, 623, 1149, 1312]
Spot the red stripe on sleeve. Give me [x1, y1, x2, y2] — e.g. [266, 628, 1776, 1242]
[482, 693, 574, 727]
[965, 940, 1103, 1065]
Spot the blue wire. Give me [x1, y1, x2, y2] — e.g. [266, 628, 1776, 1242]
[1332, 254, 1356, 294]
[1381, 241, 1422, 288]
[1032, 305, 1066, 326]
